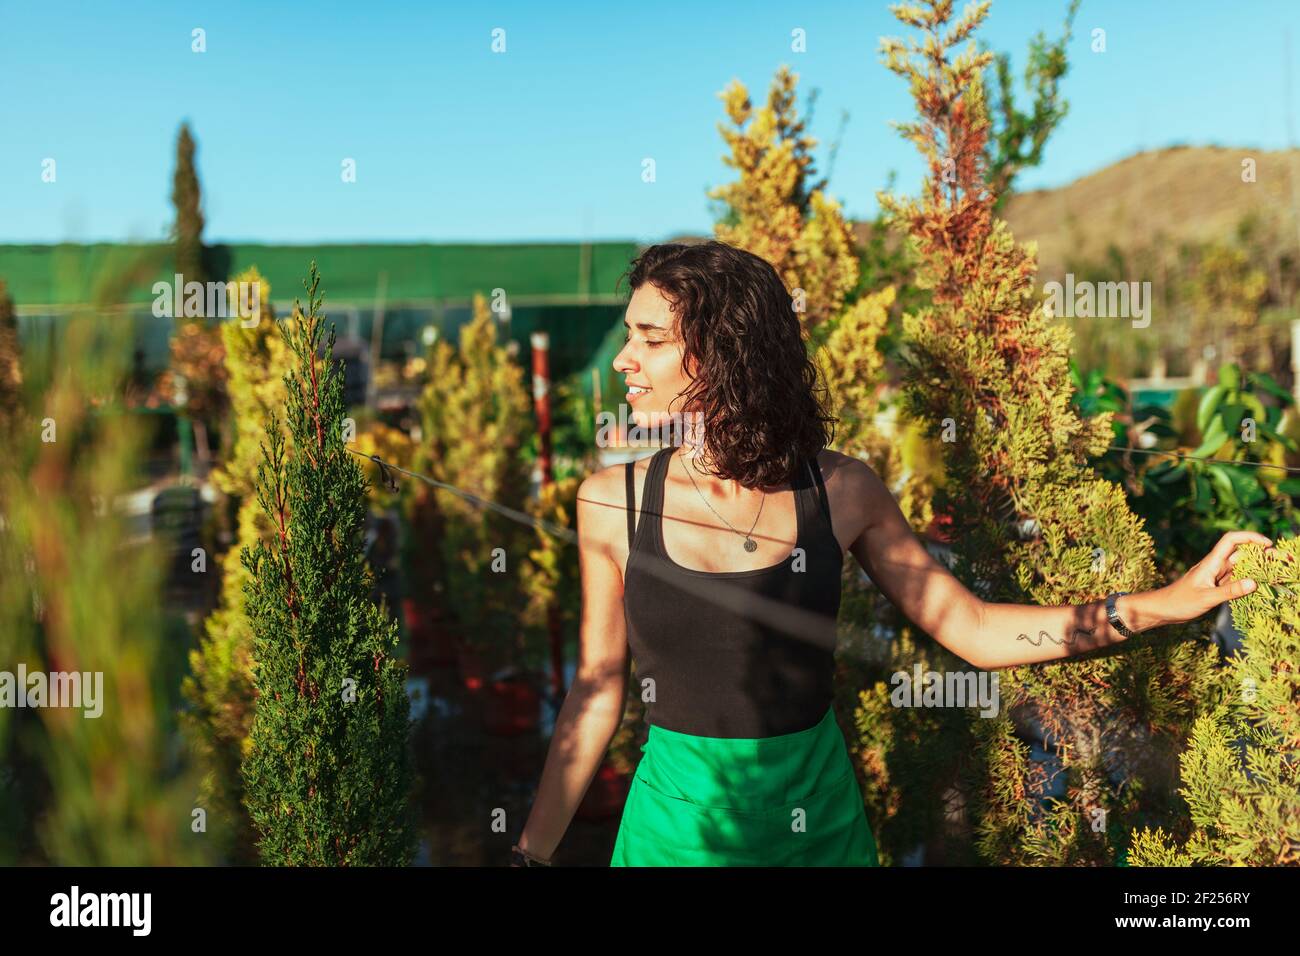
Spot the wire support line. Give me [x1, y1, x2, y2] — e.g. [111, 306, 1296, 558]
[1103, 445, 1300, 477]
[346, 446, 577, 544]
[829, 411, 1300, 475]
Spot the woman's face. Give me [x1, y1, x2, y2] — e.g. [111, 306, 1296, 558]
[613, 283, 694, 431]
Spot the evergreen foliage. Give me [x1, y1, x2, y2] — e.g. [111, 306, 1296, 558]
[164, 123, 227, 475]
[878, 0, 1218, 865]
[1128, 539, 1300, 865]
[171, 122, 205, 285]
[709, 65, 862, 333]
[240, 263, 417, 865]
[412, 293, 535, 676]
[0, 293, 209, 865]
[181, 268, 288, 863]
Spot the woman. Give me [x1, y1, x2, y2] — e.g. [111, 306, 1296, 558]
[510, 240, 1271, 867]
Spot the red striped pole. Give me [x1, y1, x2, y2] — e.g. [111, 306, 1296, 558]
[531, 331, 553, 486]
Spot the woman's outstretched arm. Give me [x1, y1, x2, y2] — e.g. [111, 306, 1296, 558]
[842, 456, 1273, 670]
[973, 529, 1271, 668]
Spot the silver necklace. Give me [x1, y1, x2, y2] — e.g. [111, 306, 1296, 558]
[677, 451, 766, 552]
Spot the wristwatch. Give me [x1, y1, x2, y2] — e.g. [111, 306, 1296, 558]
[1105, 591, 1138, 639]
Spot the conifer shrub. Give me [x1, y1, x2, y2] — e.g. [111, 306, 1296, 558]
[1128, 539, 1300, 865]
[181, 268, 287, 864]
[240, 263, 417, 865]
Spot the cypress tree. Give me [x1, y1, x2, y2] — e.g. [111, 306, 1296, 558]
[171, 122, 204, 285]
[240, 262, 417, 865]
[165, 122, 227, 475]
[878, 0, 1216, 865]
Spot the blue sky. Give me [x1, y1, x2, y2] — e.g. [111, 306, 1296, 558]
[1, 0, 1296, 244]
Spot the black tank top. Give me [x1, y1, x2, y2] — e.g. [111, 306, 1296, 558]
[622, 446, 844, 739]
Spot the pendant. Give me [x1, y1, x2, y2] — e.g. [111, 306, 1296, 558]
[743, 537, 757, 552]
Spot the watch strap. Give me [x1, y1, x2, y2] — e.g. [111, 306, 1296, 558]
[511, 843, 552, 866]
[1106, 591, 1137, 639]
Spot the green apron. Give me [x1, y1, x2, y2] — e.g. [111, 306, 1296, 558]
[610, 706, 879, 866]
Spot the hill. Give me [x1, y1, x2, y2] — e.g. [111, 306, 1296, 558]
[847, 145, 1300, 282]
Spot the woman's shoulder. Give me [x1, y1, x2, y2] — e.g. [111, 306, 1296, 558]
[578, 453, 654, 501]
[812, 448, 878, 490]
[576, 454, 655, 550]
[811, 449, 889, 540]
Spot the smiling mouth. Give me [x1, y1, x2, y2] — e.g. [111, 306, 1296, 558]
[627, 385, 652, 396]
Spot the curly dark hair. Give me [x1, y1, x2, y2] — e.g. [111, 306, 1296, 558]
[619, 240, 836, 488]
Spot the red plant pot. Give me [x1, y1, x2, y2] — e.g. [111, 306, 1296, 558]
[483, 675, 541, 736]
[575, 759, 631, 821]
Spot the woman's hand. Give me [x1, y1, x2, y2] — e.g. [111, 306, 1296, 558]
[1154, 530, 1274, 626]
